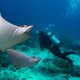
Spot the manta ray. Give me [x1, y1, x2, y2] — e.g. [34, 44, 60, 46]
[0, 14, 40, 68]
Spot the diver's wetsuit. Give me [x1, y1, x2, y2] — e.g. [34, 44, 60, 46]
[38, 31, 75, 65]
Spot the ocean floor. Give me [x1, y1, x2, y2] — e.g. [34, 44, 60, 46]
[0, 45, 80, 80]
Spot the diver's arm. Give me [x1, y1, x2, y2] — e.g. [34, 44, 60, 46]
[63, 50, 79, 57]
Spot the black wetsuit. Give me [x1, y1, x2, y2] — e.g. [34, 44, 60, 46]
[38, 31, 75, 65]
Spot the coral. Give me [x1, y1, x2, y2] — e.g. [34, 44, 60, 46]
[0, 69, 19, 80]
[0, 53, 10, 68]
[0, 45, 80, 79]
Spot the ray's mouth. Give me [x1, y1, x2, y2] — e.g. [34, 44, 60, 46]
[25, 25, 33, 34]
[32, 56, 41, 60]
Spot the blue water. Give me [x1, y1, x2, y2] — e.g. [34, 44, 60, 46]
[0, 0, 80, 40]
[0, 1, 80, 79]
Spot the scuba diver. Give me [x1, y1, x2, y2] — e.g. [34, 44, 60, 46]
[38, 31, 77, 76]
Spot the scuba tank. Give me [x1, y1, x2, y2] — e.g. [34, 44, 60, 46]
[45, 31, 60, 45]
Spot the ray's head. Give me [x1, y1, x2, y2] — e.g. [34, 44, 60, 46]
[23, 25, 33, 34]
[28, 56, 41, 66]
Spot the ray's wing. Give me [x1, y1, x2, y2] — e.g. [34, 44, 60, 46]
[6, 49, 31, 68]
[0, 14, 33, 51]
[0, 14, 18, 51]
[0, 14, 18, 29]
